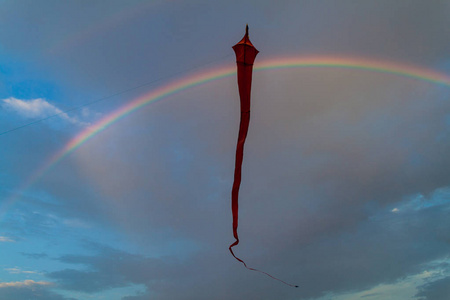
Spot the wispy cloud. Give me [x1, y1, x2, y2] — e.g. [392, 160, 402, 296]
[5, 267, 39, 275]
[62, 218, 91, 229]
[0, 280, 52, 288]
[0, 236, 14, 242]
[1, 97, 83, 125]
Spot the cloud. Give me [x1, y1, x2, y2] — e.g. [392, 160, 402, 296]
[1, 97, 83, 125]
[0, 280, 52, 288]
[5, 267, 39, 275]
[122, 294, 149, 300]
[317, 267, 447, 300]
[1, 207, 93, 240]
[0, 280, 74, 300]
[62, 218, 91, 229]
[416, 276, 450, 300]
[46, 243, 179, 294]
[0, 236, 14, 242]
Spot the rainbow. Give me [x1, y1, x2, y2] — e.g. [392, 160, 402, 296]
[258, 57, 450, 86]
[3, 56, 450, 216]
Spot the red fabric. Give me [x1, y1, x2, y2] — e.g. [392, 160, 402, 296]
[229, 27, 297, 288]
[230, 26, 258, 260]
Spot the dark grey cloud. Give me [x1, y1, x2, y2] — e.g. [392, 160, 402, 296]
[122, 295, 148, 300]
[361, 292, 381, 298]
[47, 243, 181, 294]
[416, 276, 450, 300]
[48, 269, 124, 293]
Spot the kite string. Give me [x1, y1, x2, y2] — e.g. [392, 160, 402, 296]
[229, 243, 298, 288]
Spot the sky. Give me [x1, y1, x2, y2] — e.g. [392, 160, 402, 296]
[0, 0, 450, 299]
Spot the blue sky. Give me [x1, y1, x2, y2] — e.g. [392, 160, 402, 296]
[1, 1, 450, 299]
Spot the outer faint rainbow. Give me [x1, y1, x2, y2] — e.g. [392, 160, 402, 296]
[3, 56, 450, 216]
[48, 1, 159, 54]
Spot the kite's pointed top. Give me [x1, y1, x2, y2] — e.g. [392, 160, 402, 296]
[245, 24, 250, 43]
[234, 24, 257, 50]
[233, 24, 259, 64]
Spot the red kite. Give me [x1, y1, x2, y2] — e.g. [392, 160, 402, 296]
[229, 25, 297, 288]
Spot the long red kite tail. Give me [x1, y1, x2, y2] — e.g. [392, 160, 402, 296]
[229, 26, 298, 288]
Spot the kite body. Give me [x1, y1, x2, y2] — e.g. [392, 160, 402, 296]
[229, 26, 297, 288]
[229, 25, 259, 261]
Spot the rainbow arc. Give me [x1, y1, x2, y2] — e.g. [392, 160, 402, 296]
[2, 56, 450, 216]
